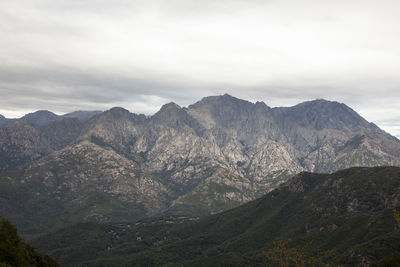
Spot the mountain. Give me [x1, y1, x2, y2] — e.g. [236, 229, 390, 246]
[32, 166, 400, 266]
[1, 95, 400, 237]
[20, 110, 61, 126]
[271, 99, 400, 172]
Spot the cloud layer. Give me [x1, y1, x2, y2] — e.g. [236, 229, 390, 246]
[0, 0, 399, 137]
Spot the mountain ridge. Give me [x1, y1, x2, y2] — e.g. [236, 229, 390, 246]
[0, 110, 102, 128]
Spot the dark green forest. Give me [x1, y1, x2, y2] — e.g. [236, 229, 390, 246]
[32, 167, 400, 266]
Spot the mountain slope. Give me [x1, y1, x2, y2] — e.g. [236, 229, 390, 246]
[32, 166, 400, 266]
[0, 140, 172, 238]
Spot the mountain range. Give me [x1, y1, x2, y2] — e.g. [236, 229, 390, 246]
[1, 94, 399, 237]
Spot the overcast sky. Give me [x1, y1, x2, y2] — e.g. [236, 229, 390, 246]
[0, 0, 399, 137]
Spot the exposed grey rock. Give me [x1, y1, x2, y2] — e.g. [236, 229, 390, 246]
[52, 95, 400, 214]
[0, 118, 83, 171]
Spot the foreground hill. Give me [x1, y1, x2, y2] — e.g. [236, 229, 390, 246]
[33, 166, 400, 266]
[0, 218, 59, 267]
[1, 95, 400, 237]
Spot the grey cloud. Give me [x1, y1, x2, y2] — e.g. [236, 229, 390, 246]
[0, 0, 399, 137]
[0, 64, 210, 115]
[1, 64, 399, 139]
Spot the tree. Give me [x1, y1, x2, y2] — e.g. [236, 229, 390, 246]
[372, 210, 400, 266]
[0, 218, 60, 267]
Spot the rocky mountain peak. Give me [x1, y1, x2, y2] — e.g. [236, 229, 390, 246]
[294, 99, 354, 112]
[93, 107, 147, 124]
[189, 94, 265, 123]
[152, 102, 185, 122]
[255, 101, 269, 108]
[97, 107, 134, 121]
[188, 94, 255, 110]
[294, 99, 360, 116]
[20, 110, 60, 126]
[108, 107, 130, 114]
[272, 99, 371, 132]
[159, 102, 181, 111]
[0, 114, 5, 120]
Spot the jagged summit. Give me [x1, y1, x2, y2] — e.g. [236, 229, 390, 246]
[0, 114, 5, 120]
[151, 101, 198, 128]
[255, 100, 269, 108]
[153, 102, 183, 118]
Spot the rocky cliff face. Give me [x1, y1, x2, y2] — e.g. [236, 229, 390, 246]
[1, 94, 400, 236]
